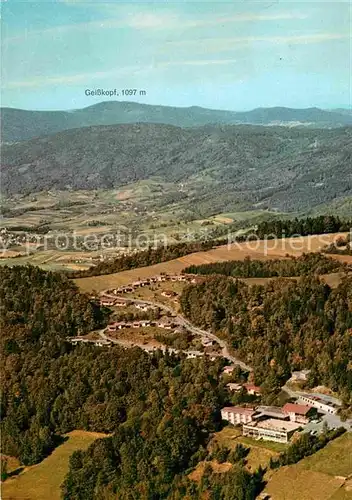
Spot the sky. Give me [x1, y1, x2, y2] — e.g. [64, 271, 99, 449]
[1, 0, 351, 111]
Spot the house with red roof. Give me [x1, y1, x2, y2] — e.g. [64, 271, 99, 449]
[243, 383, 262, 396]
[282, 402, 317, 424]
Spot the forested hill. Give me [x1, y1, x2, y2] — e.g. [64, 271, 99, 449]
[0, 265, 265, 498]
[2, 102, 352, 143]
[180, 275, 352, 406]
[2, 123, 352, 213]
[182, 253, 351, 278]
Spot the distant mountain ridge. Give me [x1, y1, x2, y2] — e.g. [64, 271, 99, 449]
[2, 122, 351, 214]
[1, 101, 351, 143]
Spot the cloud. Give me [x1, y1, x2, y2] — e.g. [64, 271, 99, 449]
[4, 8, 310, 43]
[157, 59, 238, 67]
[2, 67, 137, 89]
[168, 33, 349, 51]
[3, 57, 241, 89]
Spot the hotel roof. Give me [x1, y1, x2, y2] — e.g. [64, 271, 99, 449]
[248, 419, 301, 432]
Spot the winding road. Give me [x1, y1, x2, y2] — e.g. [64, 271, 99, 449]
[101, 291, 252, 371]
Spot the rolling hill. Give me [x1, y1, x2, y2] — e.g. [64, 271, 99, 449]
[1, 123, 351, 214]
[1, 101, 352, 143]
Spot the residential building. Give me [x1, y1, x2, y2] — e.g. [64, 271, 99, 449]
[297, 394, 339, 415]
[282, 403, 316, 424]
[100, 297, 116, 306]
[221, 406, 256, 425]
[243, 419, 301, 443]
[161, 290, 178, 298]
[223, 365, 235, 375]
[289, 370, 311, 382]
[115, 300, 129, 307]
[243, 383, 262, 396]
[227, 383, 243, 392]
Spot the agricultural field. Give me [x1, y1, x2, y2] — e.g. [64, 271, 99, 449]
[264, 432, 352, 500]
[75, 233, 350, 293]
[2, 431, 109, 500]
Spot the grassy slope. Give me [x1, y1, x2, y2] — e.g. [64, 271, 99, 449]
[265, 433, 352, 500]
[2, 431, 109, 500]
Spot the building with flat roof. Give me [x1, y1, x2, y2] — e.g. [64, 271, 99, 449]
[243, 418, 301, 443]
[221, 406, 256, 425]
[298, 394, 339, 415]
[254, 406, 287, 421]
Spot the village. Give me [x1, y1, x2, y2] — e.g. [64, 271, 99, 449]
[67, 271, 352, 442]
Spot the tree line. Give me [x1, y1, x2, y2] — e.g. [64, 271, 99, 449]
[180, 274, 352, 410]
[324, 234, 352, 256]
[255, 215, 351, 239]
[70, 215, 350, 279]
[69, 240, 215, 278]
[182, 253, 350, 278]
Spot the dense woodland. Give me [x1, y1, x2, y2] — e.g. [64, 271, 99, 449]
[180, 275, 352, 408]
[324, 234, 352, 256]
[255, 215, 351, 239]
[1, 265, 266, 499]
[183, 253, 350, 278]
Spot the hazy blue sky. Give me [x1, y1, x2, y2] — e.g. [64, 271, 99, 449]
[1, 1, 350, 110]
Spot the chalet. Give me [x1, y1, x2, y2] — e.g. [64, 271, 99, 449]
[161, 290, 178, 298]
[135, 303, 149, 311]
[107, 323, 119, 332]
[221, 406, 256, 425]
[289, 370, 311, 382]
[140, 320, 151, 327]
[223, 365, 235, 375]
[243, 383, 261, 396]
[115, 300, 129, 307]
[282, 403, 316, 424]
[157, 318, 176, 329]
[226, 383, 243, 392]
[114, 322, 128, 330]
[132, 281, 143, 288]
[100, 297, 116, 306]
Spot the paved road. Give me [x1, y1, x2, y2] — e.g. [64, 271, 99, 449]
[283, 385, 352, 431]
[98, 330, 211, 359]
[103, 291, 252, 371]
